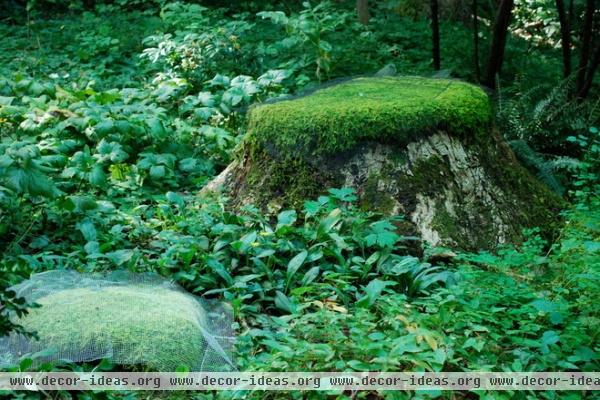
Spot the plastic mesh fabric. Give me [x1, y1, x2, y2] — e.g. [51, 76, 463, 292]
[0, 270, 235, 371]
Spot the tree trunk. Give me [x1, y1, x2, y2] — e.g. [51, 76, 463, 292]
[556, 0, 571, 78]
[575, 0, 595, 97]
[431, 0, 441, 70]
[483, 0, 514, 88]
[473, 0, 481, 81]
[578, 42, 600, 99]
[357, 0, 370, 25]
[568, 0, 574, 30]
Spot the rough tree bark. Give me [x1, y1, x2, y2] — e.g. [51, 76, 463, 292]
[569, 0, 574, 25]
[579, 42, 600, 99]
[357, 0, 370, 25]
[473, 0, 480, 81]
[575, 0, 595, 98]
[431, 0, 441, 70]
[556, 0, 571, 78]
[483, 0, 514, 88]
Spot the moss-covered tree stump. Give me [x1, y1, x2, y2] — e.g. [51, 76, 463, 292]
[204, 76, 562, 250]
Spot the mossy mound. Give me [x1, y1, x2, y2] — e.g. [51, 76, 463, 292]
[247, 76, 492, 157]
[7, 285, 209, 370]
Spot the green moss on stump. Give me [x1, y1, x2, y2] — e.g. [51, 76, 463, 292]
[17, 286, 208, 370]
[360, 172, 398, 214]
[243, 148, 339, 208]
[247, 76, 492, 157]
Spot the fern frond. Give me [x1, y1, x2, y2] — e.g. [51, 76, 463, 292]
[509, 140, 565, 195]
[549, 156, 585, 172]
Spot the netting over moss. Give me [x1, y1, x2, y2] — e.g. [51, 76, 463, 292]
[0, 271, 235, 371]
[246, 76, 492, 157]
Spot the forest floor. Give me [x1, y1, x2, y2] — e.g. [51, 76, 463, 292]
[0, 4, 598, 400]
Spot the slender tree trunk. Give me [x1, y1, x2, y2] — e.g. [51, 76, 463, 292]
[568, 0, 574, 28]
[556, 0, 571, 78]
[575, 0, 595, 96]
[357, 0, 370, 25]
[579, 42, 600, 99]
[473, 0, 480, 81]
[483, 0, 514, 88]
[431, 0, 441, 70]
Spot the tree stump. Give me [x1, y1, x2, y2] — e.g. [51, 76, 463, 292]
[203, 77, 563, 250]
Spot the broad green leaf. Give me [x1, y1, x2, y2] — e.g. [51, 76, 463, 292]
[147, 117, 167, 138]
[149, 165, 166, 179]
[89, 165, 107, 187]
[286, 250, 308, 285]
[317, 208, 341, 236]
[77, 219, 97, 241]
[166, 191, 185, 208]
[0, 96, 14, 106]
[277, 210, 297, 229]
[540, 330, 560, 354]
[61, 196, 98, 213]
[301, 266, 320, 286]
[105, 249, 134, 266]
[328, 187, 356, 202]
[274, 291, 297, 314]
[356, 279, 395, 308]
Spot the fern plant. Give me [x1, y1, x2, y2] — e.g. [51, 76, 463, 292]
[497, 77, 598, 195]
[497, 77, 599, 154]
[508, 139, 585, 195]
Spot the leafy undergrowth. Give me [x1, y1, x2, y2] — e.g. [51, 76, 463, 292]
[230, 196, 599, 400]
[0, 2, 599, 400]
[3, 189, 598, 400]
